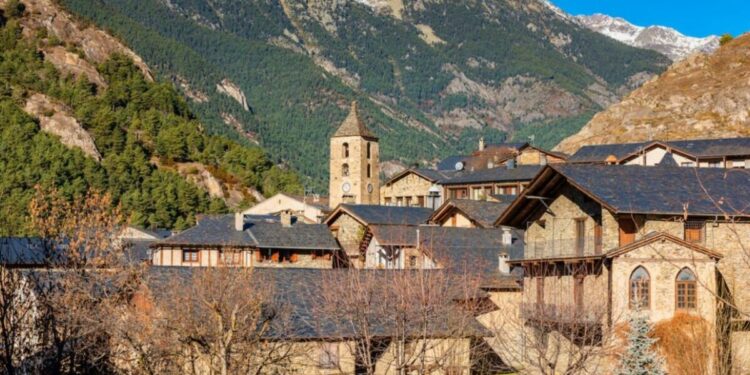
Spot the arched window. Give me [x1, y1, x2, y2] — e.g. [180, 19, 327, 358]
[367, 163, 371, 178]
[629, 266, 650, 309]
[342, 163, 349, 177]
[343, 143, 349, 158]
[676, 268, 697, 309]
[367, 142, 371, 159]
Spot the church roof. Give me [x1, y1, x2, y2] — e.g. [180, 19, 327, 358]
[332, 101, 378, 140]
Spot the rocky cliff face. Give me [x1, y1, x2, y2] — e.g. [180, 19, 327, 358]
[555, 34, 750, 154]
[24, 93, 102, 161]
[575, 14, 719, 61]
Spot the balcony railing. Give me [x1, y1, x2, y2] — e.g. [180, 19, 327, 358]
[524, 236, 602, 259]
[520, 302, 605, 325]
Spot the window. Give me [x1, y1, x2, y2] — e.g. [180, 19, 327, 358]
[409, 255, 418, 268]
[342, 143, 349, 158]
[367, 163, 371, 178]
[405, 196, 412, 206]
[676, 268, 697, 310]
[342, 163, 349, 177]
[594, 218, 603, 254]
[629, 266, 650, 309]
[318, 343, 339, 369]
[280, 250, 298, 263]
[220, 251, 241, 265]
[366, 142, 371, 159]
[417, 196, 425, 207]
[182, 250, 199, 263]
[259, 249, 279, 263]
[707, 160, 721, 168]
[396, 197, 403, 206]
[384, 197, 392, 205]
[684, 221, 704, 243]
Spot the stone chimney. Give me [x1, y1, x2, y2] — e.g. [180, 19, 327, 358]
[498, 252, 510, 274]
[478, 137, 485, 151]
[501, 227, 513, 246]
[280, 211, 293, 228]
[234, 212, 244, 231]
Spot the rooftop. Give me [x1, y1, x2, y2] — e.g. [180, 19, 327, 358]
[327, 204, 434, 226]
[442, 165, 543, 185]
[332, 101, 378, 140]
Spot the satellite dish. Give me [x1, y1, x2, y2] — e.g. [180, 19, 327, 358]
[455, 161, 464, 171]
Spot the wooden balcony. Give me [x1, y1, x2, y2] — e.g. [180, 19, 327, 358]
[520, 302, 605, 344]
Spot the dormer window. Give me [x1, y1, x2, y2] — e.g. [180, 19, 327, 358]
[343, 143, 349, 158]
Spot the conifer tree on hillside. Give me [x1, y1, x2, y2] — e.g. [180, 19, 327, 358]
[618, 309, 666, 375]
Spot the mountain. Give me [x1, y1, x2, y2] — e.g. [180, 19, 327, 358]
[555, 33, 750, 154]
[58, 0, 670, 190]
[575, 14, 719, 61]
[0, 0, 302, 235]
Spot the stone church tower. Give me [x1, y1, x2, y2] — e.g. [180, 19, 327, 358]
[329, 101, 380, 208]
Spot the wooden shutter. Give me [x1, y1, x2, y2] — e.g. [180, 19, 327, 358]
[684, 221, 704, 243]
[594, 220, 603, 254]
[619, 218, 637, 246]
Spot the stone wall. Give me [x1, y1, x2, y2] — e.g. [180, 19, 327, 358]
[330, 135, 380, 207]
[380, 172, 433, 206]
[439, 211, 474, 228]
[610, 241, 717, 324]
[329, 213, 366, 257]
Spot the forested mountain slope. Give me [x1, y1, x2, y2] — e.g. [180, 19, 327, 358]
[0, 0, 302, 234]
[59, 0, 670, 189]
[556, 34, 750, 154]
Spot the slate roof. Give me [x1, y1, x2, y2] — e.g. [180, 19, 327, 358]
[145, 267, 491, 340]
[368, 225, 524, 285]
[332, 204, 433, 226]
[0, 237, 50, 266]
[154, 215, 340, 250]
[567, 142, 649, 163]
[431, 199, 511, 228]
[442, 165, 542, 185]
[437, 155, 468, 171]
[568, 137, 750, 163]
[246, 222, 340, 250]
[332, 101, 377, 139]
[384, 168, 460, 186]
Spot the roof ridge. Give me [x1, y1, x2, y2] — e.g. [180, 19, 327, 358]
[332, 101, 378, 139]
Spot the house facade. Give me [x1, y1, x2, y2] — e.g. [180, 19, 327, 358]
[151, 213, 341, 268]
[428, 199, 512, 228]
[496, 164, 750, 374]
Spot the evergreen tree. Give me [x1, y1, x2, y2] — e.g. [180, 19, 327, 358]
[618, 311, 666, 375]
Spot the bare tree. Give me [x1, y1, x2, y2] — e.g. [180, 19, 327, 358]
[142, 267, 298, 375]
[313, 267, 489, 375]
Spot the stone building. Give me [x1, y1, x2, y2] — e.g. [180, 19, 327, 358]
[324, 204, 433, 268]
[380, 141, 564, 206]
[329, 102, 380, 208]
[496, 164, 750, 374]
[150, 213, 341, 268]
[428, 199, 512, 228]
[568, 137, 750, 168]
[241, 192, 330, 224]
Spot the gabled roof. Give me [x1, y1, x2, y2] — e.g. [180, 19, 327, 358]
[383, 168, 460, 186]
[496, 164, 750, 227]
[568, 137, 750, 164]
[325, 204, 433, 226]
[154, 215, 340, 250]
[367, 225, 524, 285]
[332, 101, 378, 140]
[606, 232, 723, 260]
[441, 165, 542, 185]
[246, 221, 339, 250]
[429, 199, 511, 228]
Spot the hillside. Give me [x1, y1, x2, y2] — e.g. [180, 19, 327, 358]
[556, 33, 750, 154]
[0, 0, 302, 235]
[59, 0, 670, 189]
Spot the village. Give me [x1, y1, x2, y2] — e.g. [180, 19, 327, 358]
[3, 100, 749, 374]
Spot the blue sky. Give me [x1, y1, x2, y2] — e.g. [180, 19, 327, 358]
[552, 0, 748, 38]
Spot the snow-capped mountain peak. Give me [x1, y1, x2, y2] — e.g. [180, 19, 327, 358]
[574, 13, 719, 61]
